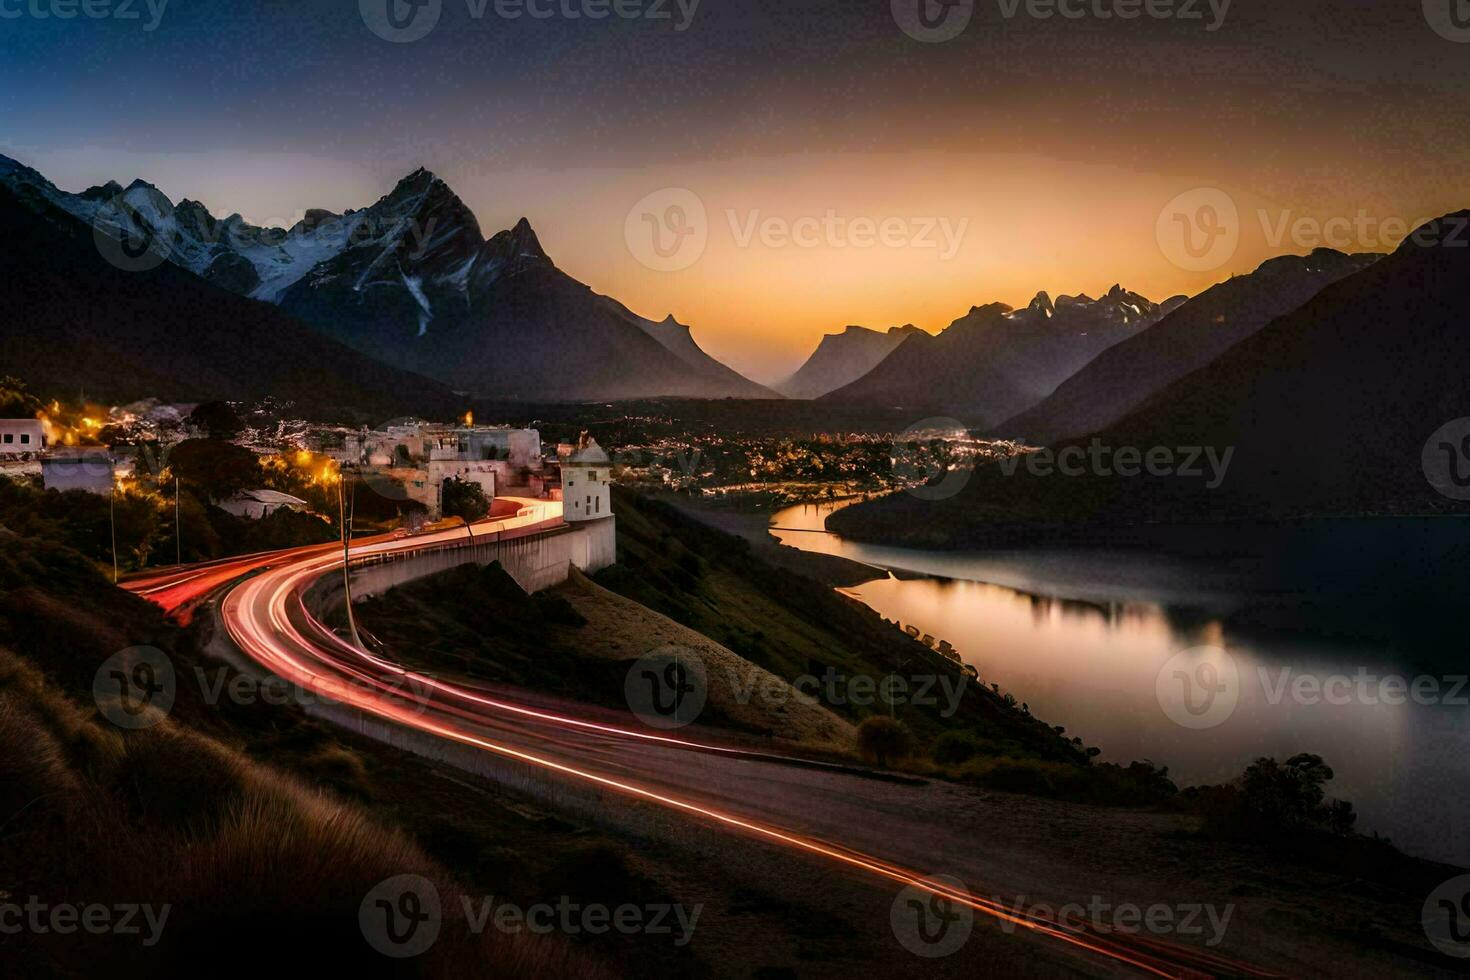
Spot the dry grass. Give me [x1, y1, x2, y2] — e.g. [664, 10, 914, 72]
[0, 642, 607, 978]
[555, 568, 856, 747]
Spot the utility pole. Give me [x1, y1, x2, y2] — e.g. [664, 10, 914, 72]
[109, 478, 118, 584]
[174, 475, 181, 566]
[338, 470, 362, 648]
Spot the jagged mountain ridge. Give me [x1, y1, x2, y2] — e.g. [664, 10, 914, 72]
[821, 285, 1185, 426]
[0, 156, 774, 402]
[0, 183, 462, 421]
[775, 324, 926, 400]
[997, 248, 1383, 443]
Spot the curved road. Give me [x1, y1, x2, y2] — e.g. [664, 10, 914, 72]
[125, 501, 1283, 979]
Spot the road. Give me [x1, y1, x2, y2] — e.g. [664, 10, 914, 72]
[124, 500, 1286, 979]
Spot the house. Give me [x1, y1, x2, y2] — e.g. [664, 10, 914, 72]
[0, 419, 45, 456]
[562, 435, 611, 523]
[219, 488, 310, 521]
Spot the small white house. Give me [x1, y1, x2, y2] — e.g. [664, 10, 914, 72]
[0, 419, 45, 456]
[563, 436, 611, 523]
[219, 488, 310, 521]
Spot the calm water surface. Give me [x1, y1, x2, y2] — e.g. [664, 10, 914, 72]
[771, 502, 1470, 866]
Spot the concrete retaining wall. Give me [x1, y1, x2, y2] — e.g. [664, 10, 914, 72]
[307, 517, 616, 620]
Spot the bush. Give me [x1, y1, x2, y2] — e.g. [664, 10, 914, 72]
[856, 716, 913, 768]
[443, 476, 491, 523]
[931, 730, 984, 765]
[1192, 753, 1357, 842]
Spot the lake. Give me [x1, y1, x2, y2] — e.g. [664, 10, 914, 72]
[771, 501, 1470, 867]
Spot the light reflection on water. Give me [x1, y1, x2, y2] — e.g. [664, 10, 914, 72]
[771, 501, 1470, 866]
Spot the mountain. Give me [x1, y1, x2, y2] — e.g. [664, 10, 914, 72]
[0, 157, 773, 402]
[820, 286, 1184, 426]
[774, 325, 925, 399]
[997, 249, 1382, 442]
[606, 307, 777, 400]
[0, 184, 461, 421]
[828, 210, 1470, 548]
[1098, 212, 1470, 514]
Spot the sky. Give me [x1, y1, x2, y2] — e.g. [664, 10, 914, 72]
[3, 0, 1469, 383]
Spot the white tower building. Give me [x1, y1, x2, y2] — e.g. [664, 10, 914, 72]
[563, 435, 611, 523]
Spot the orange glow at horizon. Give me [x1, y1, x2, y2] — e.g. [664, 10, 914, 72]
[443, 151, 1462, 384]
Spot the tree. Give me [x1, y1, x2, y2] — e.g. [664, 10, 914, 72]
[1197, 752, 1357, 841]
[442, 477, 490, 524]
[0, 376, 42, 419]
[857, 716, 913, 768]
[168, 439, 261, 501]
[187, 401, 244, 440]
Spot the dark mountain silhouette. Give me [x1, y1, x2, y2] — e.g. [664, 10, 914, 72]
[775, 324, 925, 399]
[998, 249, 1381, 442]
[828, 211, 1470, 548]
[1100, 213, 1470, 514]
[820, 286, 1181, 426]
[0, 186, 460, 421]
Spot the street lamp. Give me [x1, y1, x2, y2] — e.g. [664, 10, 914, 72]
[337, 467, 362, 649]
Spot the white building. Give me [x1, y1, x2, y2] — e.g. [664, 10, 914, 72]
[0, 419, 45, 456]
[428, 448, 497, 516]
[219, 488, 310, 521]
[563, 436, 611, 523]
